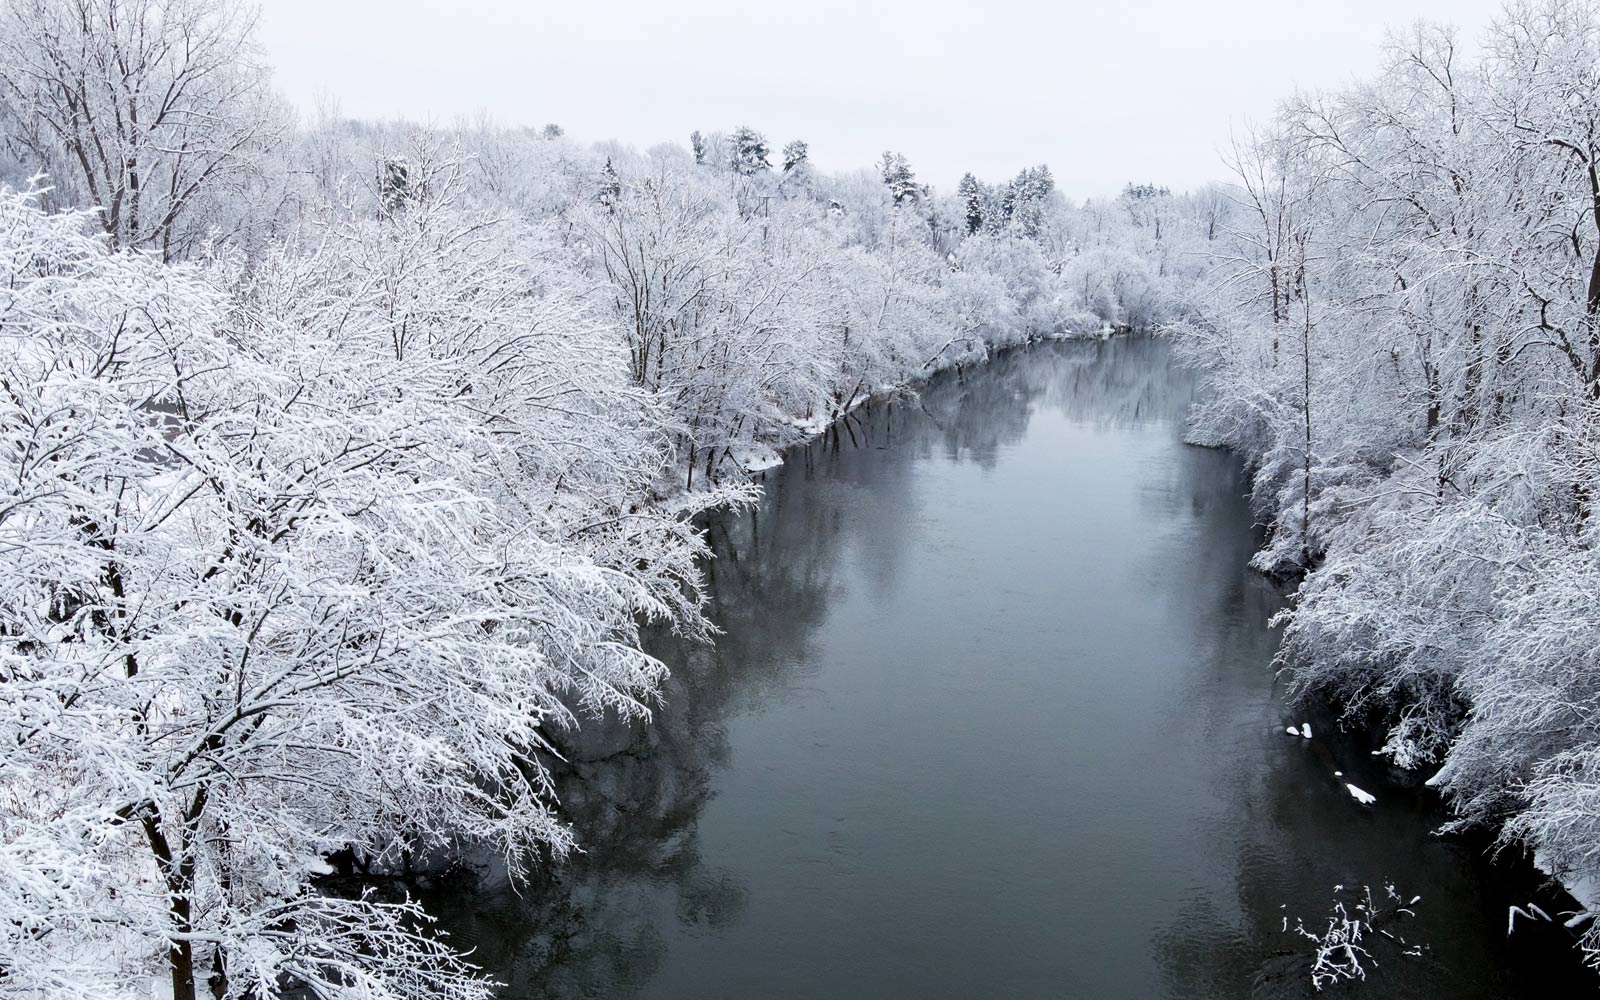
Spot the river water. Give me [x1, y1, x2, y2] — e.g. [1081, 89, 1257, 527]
[427, 337, 1592, 998]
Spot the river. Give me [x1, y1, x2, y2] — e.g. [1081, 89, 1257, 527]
[425, 336, 1592, 998]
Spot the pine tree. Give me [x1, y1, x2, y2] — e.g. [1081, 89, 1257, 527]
[878, 150, 918, 206]
[378, 156, 411, 221]
[782, 139, 809, 172]
[958, 172, 985, 235]
[1031, 163, 1055, 198]
[598, 156, 621, 211]
[1120, 181, 1171, 201]
[728, 126, 770, 175]
[999, 165, 1055, 239]
[690, 130, 706, 165]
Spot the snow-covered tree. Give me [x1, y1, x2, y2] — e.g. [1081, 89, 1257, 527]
[0, 167, 732, 998]
[878, 151, 919, 206]
[727, 126, 770, 176]
[958, 172, 985, 235]
[782, 139, 809, 172]
[1160, 4, 1600, 965]
[0, 0, 281, 260]
[0, 19, 1115, 994]
[598, 155, 622, 210]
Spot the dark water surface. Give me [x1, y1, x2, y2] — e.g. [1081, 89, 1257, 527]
[428, 338, 1592, 998]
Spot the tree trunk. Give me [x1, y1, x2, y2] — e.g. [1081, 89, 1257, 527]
[143, 813, 199, 1000]
[1301, 280, 1314, 566]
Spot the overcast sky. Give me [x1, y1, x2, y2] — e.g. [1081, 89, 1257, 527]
[256, 0, 1507, 198]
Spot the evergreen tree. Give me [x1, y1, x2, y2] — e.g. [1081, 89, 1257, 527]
[1121, 181, 1171, 200]
[958, 172, 985, 235]
[690, 130, 707, 165]
[540, 123, 564, 139]
[598, 156, 621, 211]
[782, 139, 809, 172]
[1031, 163, 1055, 198]
[728, 126, 770, 175]
[1000, 165, 1055, 239]
[878, 150, 918, 206]
[378, 156, 411, 220]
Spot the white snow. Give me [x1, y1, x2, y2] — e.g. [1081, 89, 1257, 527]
[729, 442, 783, 473]
[1507, 904, 1551, 936]
[1344, 783, 1376, 806]
[1533, 847, 1600, 916]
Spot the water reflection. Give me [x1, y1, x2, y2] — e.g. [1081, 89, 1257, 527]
[425, 343, 1084, 997]
[425, 338, 1592, 999]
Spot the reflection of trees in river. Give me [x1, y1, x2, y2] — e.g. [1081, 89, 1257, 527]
[422, 461, 854, 997]
[1039, 335, 1194, 430]
[422, 336, 1219, 998]
[882, 335, 1191, 468]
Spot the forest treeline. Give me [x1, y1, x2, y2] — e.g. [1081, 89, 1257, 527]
[0, 2, 1193, 998]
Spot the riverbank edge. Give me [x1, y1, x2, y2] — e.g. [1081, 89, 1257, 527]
[727, 325, 1117, 481]
[1178, 396, 1600, 975]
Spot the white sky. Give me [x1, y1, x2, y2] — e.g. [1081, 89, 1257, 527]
[256, 0, 1508, 198]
